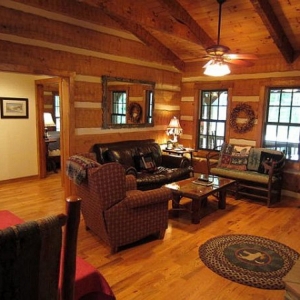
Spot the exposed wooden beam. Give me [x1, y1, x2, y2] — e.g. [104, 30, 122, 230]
[250, 0, 294, 63]
[108, 14, 185, 71]
[77, 0, 185, 71]
[76, 0, 201, 45]
[156, 0, 216, 49]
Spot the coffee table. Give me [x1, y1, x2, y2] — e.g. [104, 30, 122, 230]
[165, 175, 235, 224]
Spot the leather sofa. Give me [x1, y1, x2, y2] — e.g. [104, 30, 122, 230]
[91, 139, 192, 190]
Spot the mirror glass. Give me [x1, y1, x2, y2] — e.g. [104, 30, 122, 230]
[102, 75, 155, 129]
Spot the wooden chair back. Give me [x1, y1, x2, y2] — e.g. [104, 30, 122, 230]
[0, 196, 81, 300]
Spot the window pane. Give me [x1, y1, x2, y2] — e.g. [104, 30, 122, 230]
[279, 107, 291, 123]
[268, 107, 279, 122]
[281, 91, 292, 106]
[291, 107, 300, 123]
[289, 126, 300, 142]
[277, 125, 288, 141]
[292, 91, 300, 105]
[269, 91, 280, 105]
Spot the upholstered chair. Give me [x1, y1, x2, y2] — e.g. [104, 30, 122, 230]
[75, 162, 172, 253]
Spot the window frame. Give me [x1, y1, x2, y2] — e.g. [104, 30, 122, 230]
[263, 87, 300, 161]
[197, 89, 228, 150]
[111, 90, 127, 124]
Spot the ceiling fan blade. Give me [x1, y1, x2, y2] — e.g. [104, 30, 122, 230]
[203, 60, 214, 68]
[224, 59, 254, 67]
[224, 53, 258, 60]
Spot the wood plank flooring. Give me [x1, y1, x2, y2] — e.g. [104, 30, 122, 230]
[1, 172, 300, 300]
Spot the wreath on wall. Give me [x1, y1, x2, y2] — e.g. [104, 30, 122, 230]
[128, 102, 142, 124]
[229, 103, 256, 134]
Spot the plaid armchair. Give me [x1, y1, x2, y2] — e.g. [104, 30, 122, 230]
[75, 162, 172, 253]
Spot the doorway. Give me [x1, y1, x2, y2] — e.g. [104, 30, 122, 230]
[35, 77, 71, 189]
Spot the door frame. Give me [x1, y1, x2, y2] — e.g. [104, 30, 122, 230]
[35, 76, 72, 195]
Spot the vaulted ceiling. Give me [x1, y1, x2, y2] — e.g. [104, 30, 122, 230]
[78, 0, 300, 72]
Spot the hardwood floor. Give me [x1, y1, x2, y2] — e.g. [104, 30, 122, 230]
[1, 172, 300, 300]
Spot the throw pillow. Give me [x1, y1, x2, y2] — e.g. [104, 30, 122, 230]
[218, 144, 251, 170]
[133, 152, 156, 172]
[258, 151, 283, 174]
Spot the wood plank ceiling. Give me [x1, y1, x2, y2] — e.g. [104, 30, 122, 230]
[78, 0, 300, 71]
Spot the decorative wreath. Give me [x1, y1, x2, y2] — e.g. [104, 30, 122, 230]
[128, 102, 142, 124]
[230, 103, 256, 134]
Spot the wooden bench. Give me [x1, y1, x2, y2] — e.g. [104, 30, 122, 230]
[207, 144, 285, 207]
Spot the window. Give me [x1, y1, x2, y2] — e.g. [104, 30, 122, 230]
[263, 88, 300, 160]
[198, 90, 228, 150]
[54, 94, 60, 131]
[111, 91, 126, 124]
[145, 90, 153, 123]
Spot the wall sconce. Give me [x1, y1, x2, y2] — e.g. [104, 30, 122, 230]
[43, 112, 56, 138]
[203, 59, 231, 77]
[166, 116, 183, 144]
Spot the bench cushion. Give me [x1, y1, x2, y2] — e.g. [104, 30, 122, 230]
[210, 167, 279, 184]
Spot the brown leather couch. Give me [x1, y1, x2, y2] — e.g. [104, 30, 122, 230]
[92, 139, 192, 190]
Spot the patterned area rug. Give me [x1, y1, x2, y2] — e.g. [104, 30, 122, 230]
[199, 234, 300, 289]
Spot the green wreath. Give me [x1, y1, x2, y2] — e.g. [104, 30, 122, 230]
[230, 103, 255, 134]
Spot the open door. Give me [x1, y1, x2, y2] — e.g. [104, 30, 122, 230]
[35, 77, 70, 187]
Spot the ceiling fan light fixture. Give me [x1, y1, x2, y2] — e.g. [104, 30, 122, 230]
[204, 60, 231, 76]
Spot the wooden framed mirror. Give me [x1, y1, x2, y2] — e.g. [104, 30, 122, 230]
[101, 75, 155, 129]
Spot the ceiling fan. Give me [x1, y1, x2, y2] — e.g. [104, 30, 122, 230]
[203, 0, 257, 73]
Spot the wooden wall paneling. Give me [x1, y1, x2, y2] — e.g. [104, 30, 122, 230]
[180, 100, 194, 116]
[155, 89, 181, 103]
[74, 81, 101, 102]
[0, 6, 171, 68]
[74, 130, 164, 154]
[0, 40, 179, 85]
[75, 108, 102, 128]
[233, 79, 261, 96]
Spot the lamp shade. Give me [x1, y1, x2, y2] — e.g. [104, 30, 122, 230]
[168, 116, 182, 129]
[43, 113, 56, 127]
[204, 60, 231, 77]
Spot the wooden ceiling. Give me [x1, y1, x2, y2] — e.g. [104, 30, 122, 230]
[78, 0, 300, 71]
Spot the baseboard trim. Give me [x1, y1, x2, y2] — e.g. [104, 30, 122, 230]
[282, 189, 300, 199]
[0, 175, 38, 185]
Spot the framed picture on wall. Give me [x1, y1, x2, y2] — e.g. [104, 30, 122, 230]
[0, 97, 29, 119]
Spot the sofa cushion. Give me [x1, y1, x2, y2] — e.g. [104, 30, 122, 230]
[106, 148, 135, 167]
[218, 144, 251, 171]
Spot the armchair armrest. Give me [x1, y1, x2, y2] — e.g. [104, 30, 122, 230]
[125, 174, 137, 191]
[206, 147, 222, 173]
[77, 152, 97, 161]
[124, 187, 172, 209]
[161, 155, 190, 168]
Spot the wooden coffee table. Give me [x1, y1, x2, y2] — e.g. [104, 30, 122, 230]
[165, 175, 235, 224]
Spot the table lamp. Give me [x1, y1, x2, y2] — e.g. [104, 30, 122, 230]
[43, 112, 56, 138]
[166, 116, 183, 145]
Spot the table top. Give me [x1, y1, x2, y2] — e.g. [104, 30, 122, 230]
[163, 147, 194, 154]
[165, 175, 235, 200]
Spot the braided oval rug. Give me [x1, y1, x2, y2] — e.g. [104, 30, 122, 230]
[199, 234, 299, 289]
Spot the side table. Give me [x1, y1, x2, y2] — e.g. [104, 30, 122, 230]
[163, 147, 195, 166]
